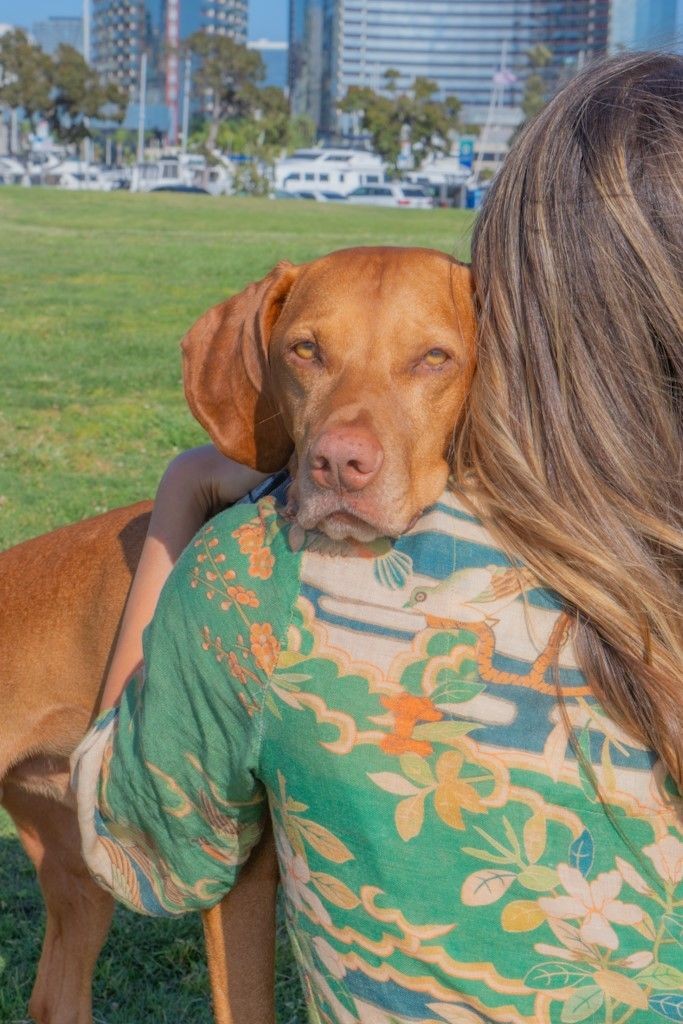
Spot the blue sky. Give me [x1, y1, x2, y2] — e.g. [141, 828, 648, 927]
[2, 0, 288, 41]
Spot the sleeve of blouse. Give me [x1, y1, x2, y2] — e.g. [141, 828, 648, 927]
[72, 501, 288, 917]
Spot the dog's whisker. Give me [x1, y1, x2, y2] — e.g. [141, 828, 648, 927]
[254, 410, 283, 427]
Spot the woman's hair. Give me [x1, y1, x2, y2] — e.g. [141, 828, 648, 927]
[457, 52, 683, 788]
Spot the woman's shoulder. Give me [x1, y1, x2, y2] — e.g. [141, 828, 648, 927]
[417, 482, 540, 564]
[399, 483, 567, 621]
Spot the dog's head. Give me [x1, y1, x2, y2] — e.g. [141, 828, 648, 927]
[182, 246, 476, 541]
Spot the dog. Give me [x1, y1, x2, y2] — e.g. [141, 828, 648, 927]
[0, 246, 475, 1024]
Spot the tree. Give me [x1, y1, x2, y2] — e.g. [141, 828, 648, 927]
[339, 75, 461, 172]
[339, 85, 402, 166]
[212, 117, 260, 154]
[287, 114, 316, 150]
[402, 77, 461, 162]
[521, 44, 553, 120]
[187, 33, 265, 150]
[49, 44, 126, 143]
[383, 67, 400, 95]
[232, 162, 271, 196]
[252, 85, 290, 147]
[0, 32, 125, 147]
[198, 85, 305, 162]
[0, 29, 52, 128]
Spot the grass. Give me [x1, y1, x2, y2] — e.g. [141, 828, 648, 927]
[0, 187, 474, 1022]
[0, 806, 302, 1024]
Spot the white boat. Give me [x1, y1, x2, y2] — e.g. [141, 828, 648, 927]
[403, 153, 470, 189]
[130, 154, 233, 196]
[274, 148, 388, 197]
[403, 154, 471, 207]
[0, 157, 29, 186]
[43, 160, 116, 191]
[205, 162, 234, 196]
[26, 150, 65, 184]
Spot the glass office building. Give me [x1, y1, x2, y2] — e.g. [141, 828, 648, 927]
[289, 0, 336, 131]
[532, 0, 610, 92]
[340, 1, 530, 108]
[290, 0, 530, 132]
[32, 16, 84, 56]
[610, 0, 682, 52]
[290, 0, 610, 134]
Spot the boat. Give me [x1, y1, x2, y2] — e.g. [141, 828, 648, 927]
[274, 148, 388, 197]
[43, 160, 116, 191]
[130, 154, 233, 196]
[0, 157, 30, 186]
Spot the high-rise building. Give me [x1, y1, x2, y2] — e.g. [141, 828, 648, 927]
[531, 0, 610, 92]
[179, 0, 247, 40]
[92, 0, 248, 140]
[289, 0, 611, 134]
[610, 0, 682, 53]
[32, 16, 84, 56]
[92, 2, 146, 96]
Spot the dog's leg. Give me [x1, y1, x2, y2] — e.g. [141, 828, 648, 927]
[202, 823, 279, 1024]
[2, 778, 113, 1024]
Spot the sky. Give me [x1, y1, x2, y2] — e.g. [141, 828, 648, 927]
[1, 0, 288, 41]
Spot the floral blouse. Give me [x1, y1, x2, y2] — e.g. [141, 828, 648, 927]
[73, 486, 683, 1024]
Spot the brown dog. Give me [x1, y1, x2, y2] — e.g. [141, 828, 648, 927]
[0, 247, 475, 1024]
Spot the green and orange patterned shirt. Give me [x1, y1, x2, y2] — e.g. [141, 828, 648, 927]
[74, 485, 683, 1024]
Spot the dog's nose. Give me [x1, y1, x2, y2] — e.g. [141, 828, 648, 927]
[309, 427, 384, 492]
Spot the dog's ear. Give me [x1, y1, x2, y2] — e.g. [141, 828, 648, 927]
[181, 262, 297, 473]
[449, 261, 477, 348]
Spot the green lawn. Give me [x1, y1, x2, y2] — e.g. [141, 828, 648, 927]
[0, 187, 473, 1023]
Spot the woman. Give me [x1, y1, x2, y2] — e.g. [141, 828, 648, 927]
[74, 53, 682, 1024]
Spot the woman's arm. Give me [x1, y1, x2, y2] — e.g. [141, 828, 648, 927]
[73, 495, 291, 918]
[98, 445, 269, 711]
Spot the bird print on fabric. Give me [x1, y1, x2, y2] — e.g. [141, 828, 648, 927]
[404, 565, 537, 623]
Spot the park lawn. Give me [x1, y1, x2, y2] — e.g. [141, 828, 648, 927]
[0, 187, 473, 1023]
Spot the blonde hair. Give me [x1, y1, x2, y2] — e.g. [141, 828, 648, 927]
[457, 53, 683, 787]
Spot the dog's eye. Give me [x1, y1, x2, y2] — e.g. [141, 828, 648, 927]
[422, 348, 449, 367]
[292, 341, 318, 361]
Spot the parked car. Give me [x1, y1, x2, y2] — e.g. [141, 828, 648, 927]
[151, 184, 210, 194]
[345, 184, 433, 209]
[291, 190, 346, 202]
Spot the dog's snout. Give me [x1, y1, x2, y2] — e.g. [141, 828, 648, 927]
[309, 427, 384, 492]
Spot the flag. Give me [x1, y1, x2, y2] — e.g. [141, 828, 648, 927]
[493, 69, 517, 86]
